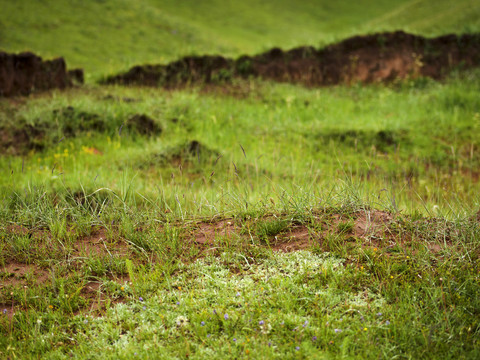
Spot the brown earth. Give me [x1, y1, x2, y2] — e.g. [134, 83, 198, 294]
[104, 31, 480, 88]
[0, 51, 83, 97]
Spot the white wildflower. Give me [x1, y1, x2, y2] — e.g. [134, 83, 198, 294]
[175, 316, 189, 328]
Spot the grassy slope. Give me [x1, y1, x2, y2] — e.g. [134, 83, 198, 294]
[1, 73, 480, 218]
[1, 0, 480, 79]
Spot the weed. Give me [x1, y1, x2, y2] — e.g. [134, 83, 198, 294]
[255, 218, 289, 242]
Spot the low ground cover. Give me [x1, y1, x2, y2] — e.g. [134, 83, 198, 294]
[1, 202, 479, 358]
[1, 28, 480, 359]
[1, 70, 480, 214]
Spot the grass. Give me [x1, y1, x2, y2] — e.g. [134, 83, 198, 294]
[1, 208, 479, 358]
[1, 0, 480, 79]
[1, 1, 480, 358]
[2, 72, 480, 216]
[1, 73, 480, 359]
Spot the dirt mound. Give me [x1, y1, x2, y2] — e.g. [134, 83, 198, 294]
[138, 140, 221, 169]
[126, 114, 162, 136]
[104, 31, 480, 88]
[0, 108, 161, 155]
[312, 129, 409, 152]
[163, 140, 221, 164]
[0, 51, 82, 97]
[105, 55, 232, 87]
[53, 106, 106, 135]
[0, 123, 46, 153]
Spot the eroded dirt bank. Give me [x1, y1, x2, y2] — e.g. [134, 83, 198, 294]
[0, 51, 83, 97]
[104, 31, 480, 88]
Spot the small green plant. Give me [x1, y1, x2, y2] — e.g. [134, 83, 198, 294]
[255, 218, 289, 241]
[337, 220, 354, 234]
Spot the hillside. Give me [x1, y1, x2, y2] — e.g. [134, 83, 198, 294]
[0, 0, 479, 79]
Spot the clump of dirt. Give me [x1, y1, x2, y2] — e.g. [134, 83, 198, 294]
[193, 219, 238, 245]
[0, 107, 163, 154]
[0, 262, 50, 288]
[104, 31, 480, 88]
[104, 56, 233, 87]
[53, 106, 106, 136]
[0, 51, 80, 97]
[67, 68, 84, 85]
[126, 114, 162, 136]
[0, 123, 47, 153]
[75, 229, 129, 258]
[312, 129, 409, 152]
[141, 140, 221, 168]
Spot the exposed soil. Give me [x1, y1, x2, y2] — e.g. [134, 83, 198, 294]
[74, 228, 129, 257]
[193, 219, 239, 245]
[271, 225, 313, 252]
[1, 209, 467, 321]
[187, 209, 454, 255]
[139, 140, 222, 169]
[188, 210, 398, 252]
[0, 51, 82, 97]
[312, 129, 409, 153]
[0, 107, 162, 155]
[0, 262, 50, 288]
[0, 227, 131, 317]
[126, 114, 162, 136]
[104, 31, 480, 88]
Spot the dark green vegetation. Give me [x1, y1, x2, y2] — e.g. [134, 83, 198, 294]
[1, 0, 480, 358]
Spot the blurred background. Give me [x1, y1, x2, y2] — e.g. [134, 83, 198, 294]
[1, 0, 480, 79]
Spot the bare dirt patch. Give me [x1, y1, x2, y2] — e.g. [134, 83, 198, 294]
[0, 262, 50, 288]
[187, 210, 401, 253]
[353, 210, 395, 240]
[138, 140, 222, 170]
[1, 209, 468, 322]
[74, 229, 129, 257]
[104, 31, 480, 88]
[193, 219, 238, 245]
[271, 225, 313, 252]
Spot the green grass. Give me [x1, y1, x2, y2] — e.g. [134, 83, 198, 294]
[2, 1, 480, 358]
[1, 72, 480, 357]
[2, 72, 480, 217]
[1, 0, 480, 79]
[1, 213, 479, 358]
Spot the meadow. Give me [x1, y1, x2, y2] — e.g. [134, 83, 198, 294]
[1, 1, 480, 359]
